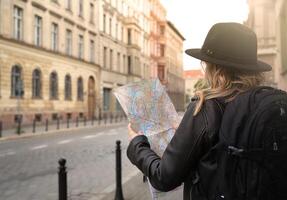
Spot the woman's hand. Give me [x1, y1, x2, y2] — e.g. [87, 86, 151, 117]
[128, 123, 143, 141]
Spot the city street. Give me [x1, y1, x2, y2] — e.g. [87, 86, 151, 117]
[0, 123, 139, 200]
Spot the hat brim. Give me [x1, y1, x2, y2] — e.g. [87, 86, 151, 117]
[185, 49, 272, 72]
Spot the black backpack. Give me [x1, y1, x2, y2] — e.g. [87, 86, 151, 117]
[193, 86, 287, 200]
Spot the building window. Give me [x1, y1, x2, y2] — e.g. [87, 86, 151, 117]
[90, 3, 94, 23]
[121, 26, 124, 41]
[66, 29, 72, 56]
[103, 88, 111, 111]
[128, 56, 132, 74]
[123, 55, 126, 73]
[77, 77, 84, 101]
[79, 0, 83, 17]
[103, 14, 106, 33]
[115, 23, 118, 39]
[160, 25, 165, 35]
[51, 23, 58, 51]
[32, 69, 41, 98]
[160, 44, 165, 57]
[103, 47, 107, 68]
[127, 28, 132, 44]
[78, 35, 84, 59]
[52, 113, 58, 120]
[50, 72, 58, 99]
[109, 18, 112, 35]
[34, 114, 42, 122]
[158, 65, 165, 81]
[110, 49, 113, 69]
[13, 6, 23, 40]
[11, 65, 23, 97]
[66, 0, 72, 10]
[34, 15, 42, 46]
[90, 40, 95, 63]
[65, 74, 72, 100]
[117, 52, 120, 71]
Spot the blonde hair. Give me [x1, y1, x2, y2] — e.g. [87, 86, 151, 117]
[193, 62, 265, 116]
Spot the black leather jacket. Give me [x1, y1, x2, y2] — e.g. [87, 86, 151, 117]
[127, 98, 224, 200]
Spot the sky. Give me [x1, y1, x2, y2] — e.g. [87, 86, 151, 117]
[160, 0, 249, 70]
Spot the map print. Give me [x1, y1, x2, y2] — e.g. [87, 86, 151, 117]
[113, 78, 183, 200]
[113, 78, 180, 157]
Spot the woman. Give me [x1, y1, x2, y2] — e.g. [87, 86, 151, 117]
[126, 23, 272, 199]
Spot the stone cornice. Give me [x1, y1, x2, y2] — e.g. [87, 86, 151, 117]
[31, 1, 47, 11]
[49, 10, 62, 19]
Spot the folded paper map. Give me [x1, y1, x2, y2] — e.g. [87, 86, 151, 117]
[113, 78, 182, 199]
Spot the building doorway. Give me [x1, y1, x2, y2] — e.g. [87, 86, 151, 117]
[88, 76, 95, 119]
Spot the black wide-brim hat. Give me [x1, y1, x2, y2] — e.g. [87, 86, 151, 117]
[185, 23, 272, 72]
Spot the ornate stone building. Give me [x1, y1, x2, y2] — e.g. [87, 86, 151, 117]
[245, 0, 287, 90]
[0, 0, 101, 128]
[0, 0, 185, 128]
[165, 21, 185, 111]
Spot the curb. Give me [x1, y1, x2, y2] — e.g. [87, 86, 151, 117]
[0, 121, 128, 142]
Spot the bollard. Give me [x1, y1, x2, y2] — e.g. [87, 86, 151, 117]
[57, 117, 60, 130]
[104, 114, 107, 125]
[32, 119, 36, 133]
[76, 117, 79, 127]
[114, 140, 124, 200]
[58, 158, 67, 200]
[67, 118, 69, 129]
[45, 119, 49, 132]
[17, 119, 21, 135]
[84, 116, 87, 126]
[0, 121, 2, 137]
[115, 115, 118, 123]
[110, 113, 113, 124]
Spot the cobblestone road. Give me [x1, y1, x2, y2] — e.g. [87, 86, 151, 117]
[0, 123, 139, 200]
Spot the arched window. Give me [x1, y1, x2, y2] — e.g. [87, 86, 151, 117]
[77, 77, 84, 101]
[65, 74, 72, 100]
[32, 69, 41, 98]
[50, 72, 58, 99]
[11, 65, 23, 97]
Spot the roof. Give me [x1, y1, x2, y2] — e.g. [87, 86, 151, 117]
[167, 21, 185, 41]
[184, 70, 204, 79]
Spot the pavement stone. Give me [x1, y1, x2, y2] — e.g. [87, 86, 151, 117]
[98, 172, 183, 200]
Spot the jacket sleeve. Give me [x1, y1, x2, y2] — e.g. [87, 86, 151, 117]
[127, 100, 220, 192]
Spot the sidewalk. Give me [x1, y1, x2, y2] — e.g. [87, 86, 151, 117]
[0, 118, 128, 141]
[100, 172, 183, 200]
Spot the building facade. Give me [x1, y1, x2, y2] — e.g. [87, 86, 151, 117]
[245, 0, 287, 90]
[0, 0, 185, 129]
[165, 21, 185, 111]
[0, 0, 101, 128]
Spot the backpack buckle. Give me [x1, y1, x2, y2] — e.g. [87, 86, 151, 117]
[227, 146, 245, 157]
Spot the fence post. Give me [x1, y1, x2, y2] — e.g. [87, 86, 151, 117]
[45, 119, 49, 132]
[17, 118, 21, 135]
[67, 118, 69, 129]
[57, 117, 60, 130]
[110, 113, 113, 124]
[58, 158, 67, 200]
[104, 114, 107, 125]
[33, 119, 36, 133]
[114, 140, 124, 200]
[76, 117, 79, 127]
[0, 121, 2, 138]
